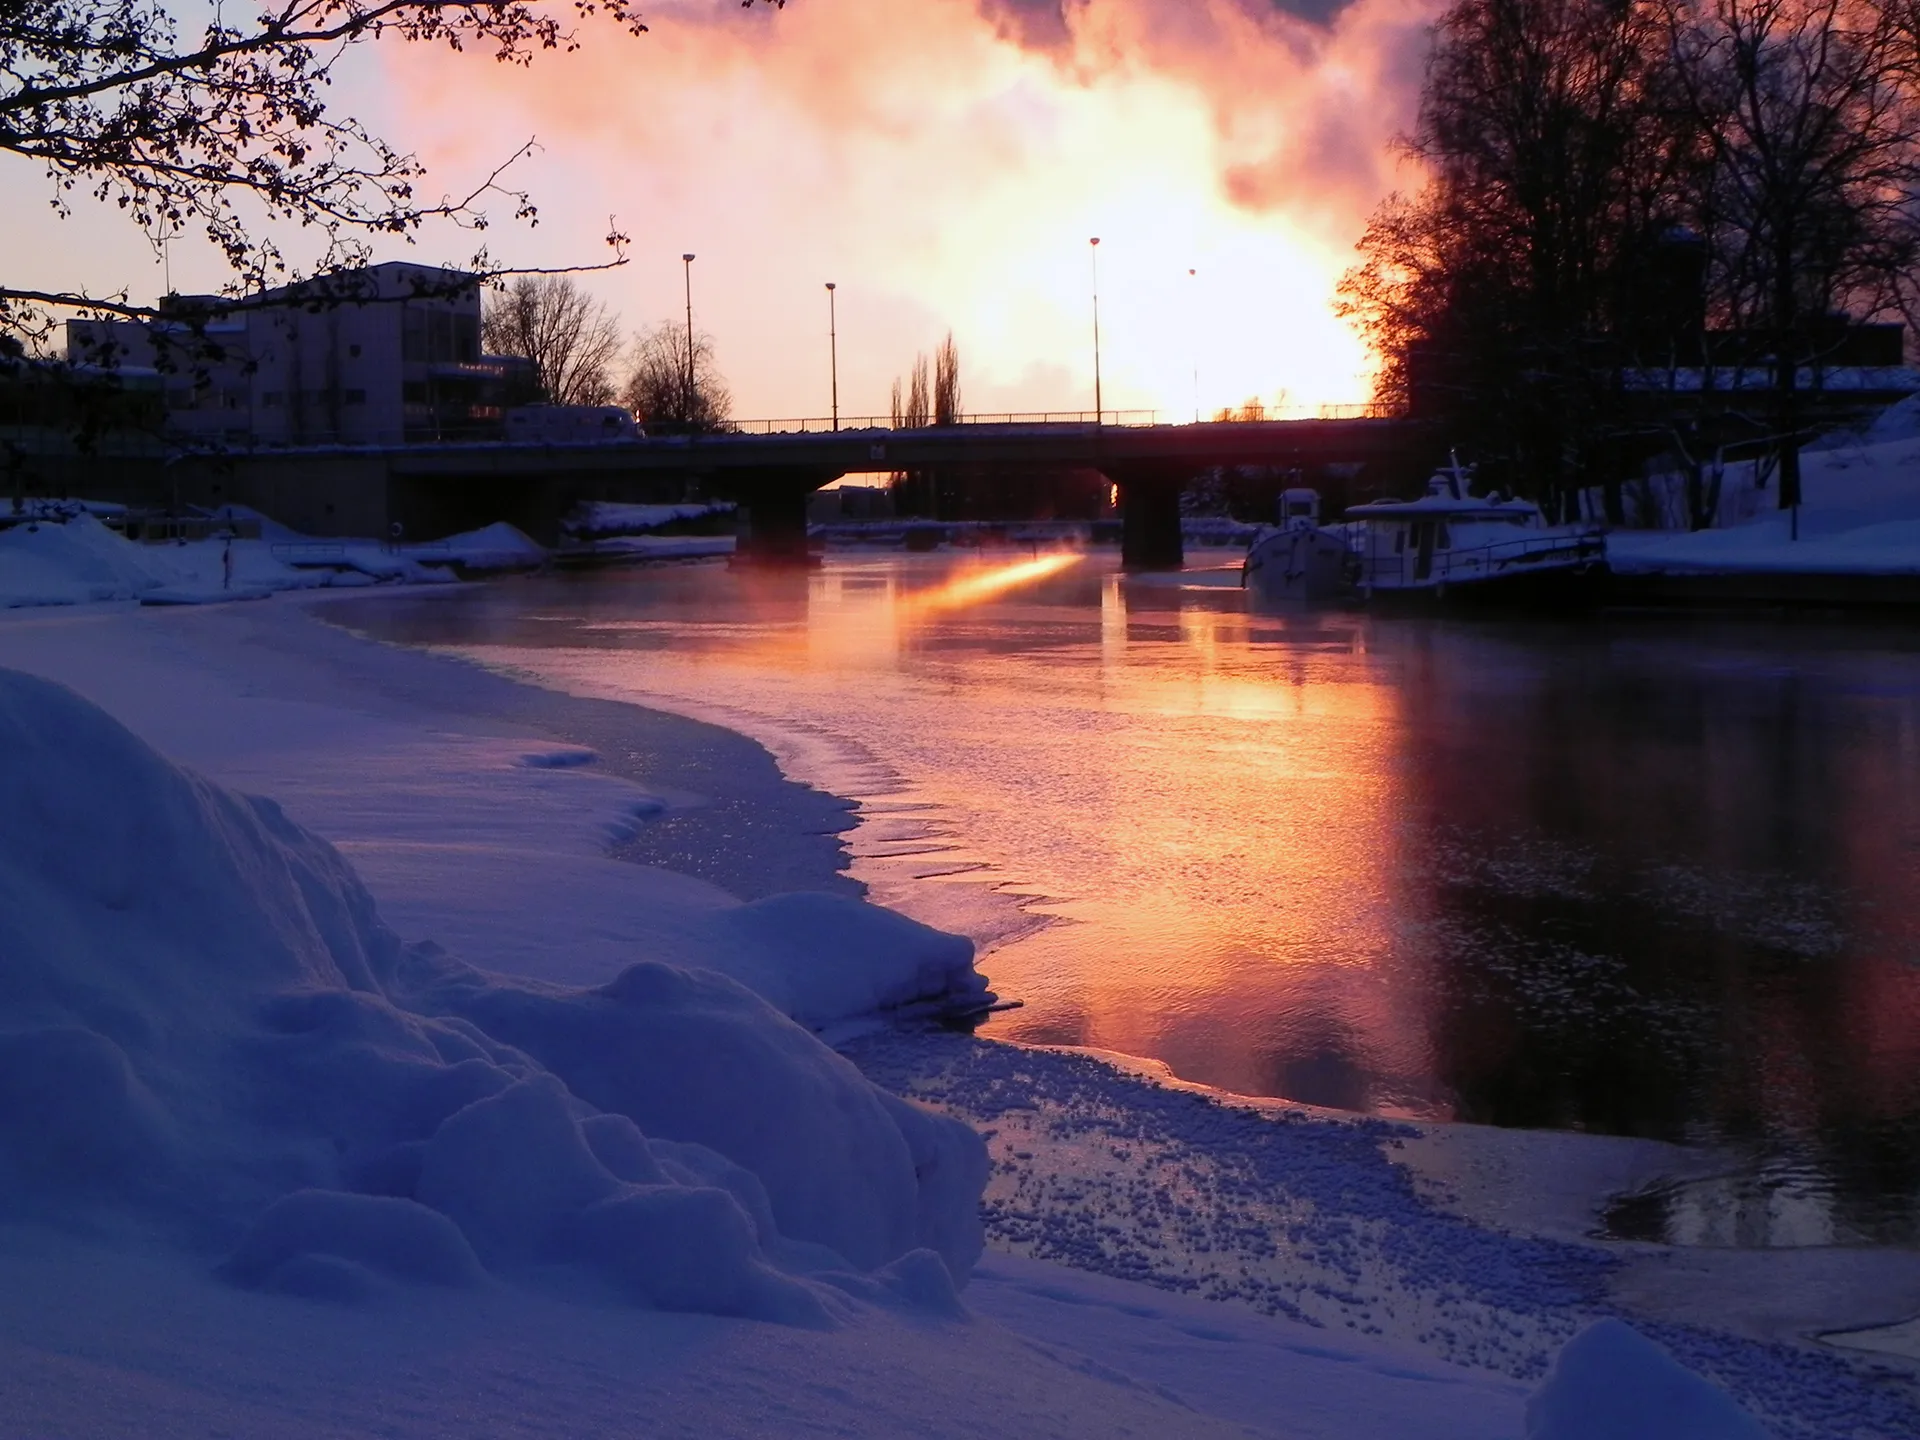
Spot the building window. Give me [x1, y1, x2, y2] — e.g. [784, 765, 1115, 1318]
[402, 308, 427, 363]
[262, 391, 284, 407]
[348, 344, 362, 359]
[344, 388, 367, 405]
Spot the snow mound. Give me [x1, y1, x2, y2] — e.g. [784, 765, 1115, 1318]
[1527, 1320, 1772, 1440]
[401, 954, 987, 1276]
[699, 891, 994, 1031]
[433, 522, 547, 572]
[1864, 392, 1920, 444]
[565, 500, 736, 537]
[218, 1189, 486, 1295]
[0, 667, 985, 1323]
[0, 511, 173, 605]
[0, 510, 451, 608]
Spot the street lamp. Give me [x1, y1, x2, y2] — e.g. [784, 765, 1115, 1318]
[681, 253, 696, 425]
[1189, 267, 1199, 424]
[1090, 237, 1103, 426]
[825, 282, 839, 431]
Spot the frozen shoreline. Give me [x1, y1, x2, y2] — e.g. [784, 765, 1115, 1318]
[0, 590, 1912, 1437]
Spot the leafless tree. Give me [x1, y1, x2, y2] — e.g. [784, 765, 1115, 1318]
[891, 354, 932, 428]
[1339, 0, 1699, 516]
[621, 320, 732, 432]
[933, 332, 962, 424]
[0, 0, 779, 355]
[483, 276, 622, 406]
[1669, 0, 1920, 511]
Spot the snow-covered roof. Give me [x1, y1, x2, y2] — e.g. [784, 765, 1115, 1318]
[1345, 494, 1543, 520]
[1621, 365, 1920, 394]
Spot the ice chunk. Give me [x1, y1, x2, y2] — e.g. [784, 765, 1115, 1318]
[1527, 1319, 1773, 1440]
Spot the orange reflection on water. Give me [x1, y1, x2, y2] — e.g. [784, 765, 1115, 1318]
[897, 552, 1083, 616]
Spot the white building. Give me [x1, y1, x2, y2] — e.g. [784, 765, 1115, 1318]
[66, 262, 534, 448]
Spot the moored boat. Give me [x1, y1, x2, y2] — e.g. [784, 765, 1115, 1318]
[1244, 463, 1607, 606]
[1242, 488, 1356, 602]
[1344, 461, 1606, 603]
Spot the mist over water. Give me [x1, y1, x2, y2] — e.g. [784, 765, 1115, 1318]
[341, 553, 1920, 1246]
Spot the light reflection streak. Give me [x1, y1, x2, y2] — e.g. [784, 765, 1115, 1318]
[896, 553, 1083, 616]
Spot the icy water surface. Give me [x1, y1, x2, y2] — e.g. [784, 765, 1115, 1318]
[340, 552, 1920, 1247]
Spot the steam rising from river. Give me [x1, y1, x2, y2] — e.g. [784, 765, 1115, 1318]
[392, 0, 1439, 418]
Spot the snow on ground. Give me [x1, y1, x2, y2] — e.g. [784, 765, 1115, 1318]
[0, 510, 327, 605]
[848, 1029, 1920, 1439]
[0, 662, 984, 1292]
[568, 531, 738, 560]
[564, 499, 737, 537]
[0, 591, 1882, 1438]
[1610, 404, 1920, 574]
[0, 508, 462, 606]
[0, 505, 575, 612]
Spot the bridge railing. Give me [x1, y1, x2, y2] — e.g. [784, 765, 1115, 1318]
[720, 403, 1403, 436]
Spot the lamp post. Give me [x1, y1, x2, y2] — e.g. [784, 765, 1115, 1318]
[1090, 237, 1103, 426]
[1189, 267, 1199, 424]
[825, 282, 839, 431]
[681, 253, 696, 425]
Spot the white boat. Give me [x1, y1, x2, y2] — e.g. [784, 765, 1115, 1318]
[1242, 489, 1355, 602]
[1344, 461, 1606, 602]
[1243, 464, 1607, 606]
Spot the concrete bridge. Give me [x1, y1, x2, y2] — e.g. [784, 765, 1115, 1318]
[191, 413, 1422, 569]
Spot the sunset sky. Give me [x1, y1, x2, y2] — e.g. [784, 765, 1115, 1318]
[3, 0, 1439, 419]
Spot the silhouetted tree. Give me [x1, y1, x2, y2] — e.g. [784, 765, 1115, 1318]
[1341, 0, 1920, 521]
[621, 321, 732, 432]
[1340, 0, 1697, 517]
[0, 0, 709, 354]
[1670, 0, 1920, 512]
[483, 276, 622, 406]
[892, 354, 932, 428]
[933, 331, 962, 424]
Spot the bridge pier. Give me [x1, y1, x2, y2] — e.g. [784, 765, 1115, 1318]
[1110, 465, 1188, 571]
[723, 467, 842, 564]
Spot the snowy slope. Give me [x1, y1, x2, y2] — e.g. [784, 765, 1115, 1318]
[0, 598, 1808, 1439]
[1611, 406, 1920, 574]
[0, 667, 983, 1304]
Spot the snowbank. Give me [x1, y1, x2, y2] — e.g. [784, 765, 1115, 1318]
[564, 500, 736, 537]
[1527, 1320, 1771, 1439]
[1611, 409, 1920, 574]
[0, 510, 452, 607]
[0, 666, 985, 1321]
[423, 521, 547, 572]
[697, 891, 993, 1030]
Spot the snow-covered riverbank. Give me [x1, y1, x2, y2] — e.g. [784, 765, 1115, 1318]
[0, 592, 1905, 1438]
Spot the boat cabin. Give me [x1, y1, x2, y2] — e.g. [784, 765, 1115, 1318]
[1340, 466, 1601, 593]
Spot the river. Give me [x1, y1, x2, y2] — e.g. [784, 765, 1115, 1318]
[340, 550, 1920, 1248]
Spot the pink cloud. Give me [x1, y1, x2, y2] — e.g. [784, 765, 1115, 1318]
[385, 0, 1440, 417]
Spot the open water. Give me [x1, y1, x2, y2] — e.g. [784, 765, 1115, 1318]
[344, 550, 1920, 1248]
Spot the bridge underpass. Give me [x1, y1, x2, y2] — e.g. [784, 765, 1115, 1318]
[200, 416, 1425, 569]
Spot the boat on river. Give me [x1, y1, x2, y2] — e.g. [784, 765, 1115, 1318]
[1240, 488, 1356, 602]
[1244, 463, 1607, 606]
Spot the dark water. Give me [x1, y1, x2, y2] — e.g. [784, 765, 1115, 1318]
[342, 553, 1920, 1246]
